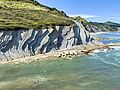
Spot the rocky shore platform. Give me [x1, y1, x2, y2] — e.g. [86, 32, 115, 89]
[1, 42, 120, 64]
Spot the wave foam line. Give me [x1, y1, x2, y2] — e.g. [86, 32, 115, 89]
[100, 59, 120, 67]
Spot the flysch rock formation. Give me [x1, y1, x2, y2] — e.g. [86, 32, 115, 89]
[0, 22, 96, 61]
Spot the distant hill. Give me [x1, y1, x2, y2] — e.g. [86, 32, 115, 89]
[86, 21, 120, 32]
[73, 16, 120, 32]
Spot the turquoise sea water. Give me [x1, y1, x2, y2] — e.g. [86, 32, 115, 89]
[96, 32, 120, 44]
[0, 32, 120, 90]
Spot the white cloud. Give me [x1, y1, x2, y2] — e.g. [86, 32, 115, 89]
[107, 17, 120, 20]
[67, 14, 98, 19]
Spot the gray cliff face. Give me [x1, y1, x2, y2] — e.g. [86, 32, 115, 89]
[0, 23, 94, 61]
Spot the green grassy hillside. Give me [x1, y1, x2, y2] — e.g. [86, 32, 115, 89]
[0, 0, 73, 30]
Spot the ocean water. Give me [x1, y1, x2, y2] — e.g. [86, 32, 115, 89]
[95, 32, 120, 44]
[0, 33, 120, 90]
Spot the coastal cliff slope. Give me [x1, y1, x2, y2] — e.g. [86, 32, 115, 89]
[74, 16, 120, 32]
[0, 0, 96, 61]
[86, 21, 120, 32]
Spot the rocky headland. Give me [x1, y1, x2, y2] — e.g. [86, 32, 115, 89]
[0, 0, 120, 64]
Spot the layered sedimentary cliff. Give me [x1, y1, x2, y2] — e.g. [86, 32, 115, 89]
[0, 0, 97, 61]
[0, 22, 95, 61]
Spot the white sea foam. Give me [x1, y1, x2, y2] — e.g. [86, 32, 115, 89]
[90, 32, 108, 35]
[115, 58, 120, 64]
[92, 46, 120, 54]
[110, 46, 120, 50]
[100, 60, 120, 67]
[92, 49, 108, 53]
[0, 76, 48, 88]
[91, 45, 120, 67]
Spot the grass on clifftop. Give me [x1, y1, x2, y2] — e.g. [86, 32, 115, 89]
[0, 0, 73, 30]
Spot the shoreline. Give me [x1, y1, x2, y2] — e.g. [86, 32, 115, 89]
[0, 43, 120, 65]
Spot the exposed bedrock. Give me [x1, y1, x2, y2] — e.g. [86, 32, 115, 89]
[0, 23, 96, 61]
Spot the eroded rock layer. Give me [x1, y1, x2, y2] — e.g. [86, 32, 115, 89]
[0, 23, 95, 61]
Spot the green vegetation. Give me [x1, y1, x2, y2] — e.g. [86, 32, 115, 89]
[0, 0, 73, 30]
[104, 21, 120, 27]
[1, 0, 119, 31]
[73, 16, 88, 25]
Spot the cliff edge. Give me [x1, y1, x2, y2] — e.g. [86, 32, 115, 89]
[0, 0, 97, 61]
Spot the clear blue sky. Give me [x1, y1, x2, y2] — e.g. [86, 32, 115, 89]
[38, 0, 120, 23]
